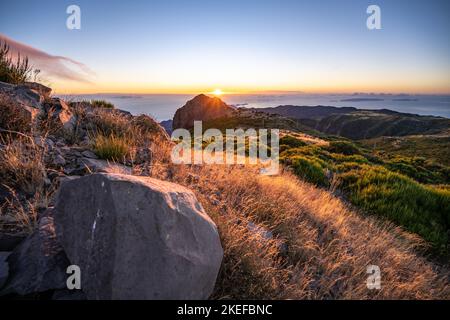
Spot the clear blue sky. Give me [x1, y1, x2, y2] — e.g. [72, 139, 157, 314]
[1, 0, 449, 94]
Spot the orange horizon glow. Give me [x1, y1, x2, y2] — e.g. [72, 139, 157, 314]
[51, 82, 450, 96]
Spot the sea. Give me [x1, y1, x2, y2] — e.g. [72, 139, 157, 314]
[62, 93, 450, 121]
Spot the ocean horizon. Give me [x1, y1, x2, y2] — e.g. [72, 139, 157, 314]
[61, 93, 450, 121]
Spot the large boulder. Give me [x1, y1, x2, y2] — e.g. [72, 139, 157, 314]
[173, 94, 235, 130]
[0, 209, 70, 296]
[54, 173, 223, 300]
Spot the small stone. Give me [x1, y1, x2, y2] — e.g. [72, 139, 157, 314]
[81, 150, 98, 159]
[54, 155, 66, 167]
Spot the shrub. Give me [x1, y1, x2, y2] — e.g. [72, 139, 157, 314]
[0, 41, 33, 84]
[280, 135, 307, 148]
[329, 153, 368, 164]
[338, 165, 450, 254]
[326, 140, 361, 155]
[385, 157, 448, 184]
[291, 156, 329, 186]
[93, 133, 129, 161]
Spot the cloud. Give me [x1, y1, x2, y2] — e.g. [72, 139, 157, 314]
[0, 33, 95, 83]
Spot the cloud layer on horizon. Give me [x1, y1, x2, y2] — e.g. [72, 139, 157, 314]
[0, 33, 95, 83]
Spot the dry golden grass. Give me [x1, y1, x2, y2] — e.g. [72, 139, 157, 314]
[0, 94, 33, 134]
[0, 134, 50, 232]
[0, 186, 39, 233]
[0, 134, 46, 195]
[150, 155, 450, 299]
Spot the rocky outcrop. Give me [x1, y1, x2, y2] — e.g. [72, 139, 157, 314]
[0, 209, 70, 296]
[54, 173, 223, 300]
[0, 81, 76, 133]
[0, 81, 50, 109]
[42, 98, 76, 132]
[173, 94, 235, 130]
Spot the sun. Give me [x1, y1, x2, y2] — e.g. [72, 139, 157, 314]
[212, 89, 223, 96]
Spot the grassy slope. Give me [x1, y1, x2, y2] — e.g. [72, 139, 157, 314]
[152, 162, 450, 299]
[202, 114, 450, 256]
[361, 134, 450, 166]
[279, 136, 450, 255]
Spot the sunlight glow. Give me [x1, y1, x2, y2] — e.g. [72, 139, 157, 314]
[212, 89, 223, 96]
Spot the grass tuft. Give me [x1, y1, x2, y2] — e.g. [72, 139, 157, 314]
[93, 133, 129, 161]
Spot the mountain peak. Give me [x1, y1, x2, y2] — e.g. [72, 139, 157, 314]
[173, 94, 235, 129]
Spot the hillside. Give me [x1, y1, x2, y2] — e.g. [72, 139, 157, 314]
[176, 97, 450, 257]
[361, 133, 450, 167]
[249, 105, 450, 139]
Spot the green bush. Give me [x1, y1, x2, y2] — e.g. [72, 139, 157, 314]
[279, 135, 307, 148]
[338, 165, 450, 254]
[326, 140, 361, 155]
[291, 156, 329, 186]
[329, 153, 368, 164]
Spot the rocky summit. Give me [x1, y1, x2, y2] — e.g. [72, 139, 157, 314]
[172, 94, 235, 130]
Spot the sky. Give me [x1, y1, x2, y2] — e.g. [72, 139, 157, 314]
[0, 0, 449, 94]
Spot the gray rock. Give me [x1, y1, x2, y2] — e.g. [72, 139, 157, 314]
[0, 91, 40, 125]
[0, 81, 47, 111]
[0, 81, 14, 91]
[54, 173, 223, 300]
[34, 136, 54, 149]
[22, 82, 52, 99]
[43, 98, 76, 131]
[0, 252, 10, 289]
[78, 157, 132, 175]
[53, 154, 66, 167]
[0, 209, 70, 296]
[81, 150, 98, 159]
[13, 86, 44, 108]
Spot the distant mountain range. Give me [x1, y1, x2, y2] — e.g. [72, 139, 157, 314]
[246, 105, 450, 140]
[162, 96, 450, 140]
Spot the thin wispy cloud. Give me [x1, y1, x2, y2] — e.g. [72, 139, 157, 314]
[0, 33, 95, 83]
